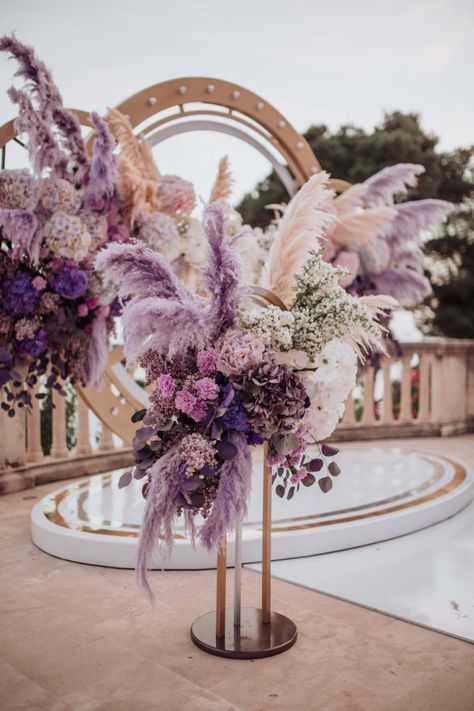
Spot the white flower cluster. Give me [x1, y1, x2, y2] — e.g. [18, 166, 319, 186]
[238, 305, 294, 351]
[238, 250, 381, 361]
[138, 212, 179, 255]
[300, 339, 357, 441]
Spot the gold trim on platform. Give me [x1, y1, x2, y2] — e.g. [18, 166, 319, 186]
[42, 452, 469, 539]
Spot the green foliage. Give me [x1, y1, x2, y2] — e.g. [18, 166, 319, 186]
[237, 111, 473, 339]
[419, 202, 474, 338]
[40, 383, 77, 455]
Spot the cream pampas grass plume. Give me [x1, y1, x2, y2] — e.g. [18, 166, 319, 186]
[262, 172, 337, 306]
[107, 108, 160, 224]
[330, 205, 396, 250]
[209, 155, 233, 202]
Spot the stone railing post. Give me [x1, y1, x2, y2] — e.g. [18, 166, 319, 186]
[399, 354, 413, 423]
[361, 367, 375, 425]
[26, 386, 43, 463]
[50, 387, 69, 459]
[98, 423, 114, 452]
[380, 357, 394, 424]
[76, 395, 92, 456]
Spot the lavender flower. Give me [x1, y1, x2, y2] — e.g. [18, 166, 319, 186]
[18, 327, 47, 357]
[49, 264, 88, 300]
[179, 434, 217, 476]
[2, 272, 40, 317]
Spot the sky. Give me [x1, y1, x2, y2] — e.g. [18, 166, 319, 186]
[1, 0, 473, 204]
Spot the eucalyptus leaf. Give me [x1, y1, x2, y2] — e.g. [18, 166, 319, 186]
[318, 476, 333, 493]
[118, 471, 132, 489]
[328, 461, 341, 477]
[321, 444, 339, 457]
[302, 473, 316, 487]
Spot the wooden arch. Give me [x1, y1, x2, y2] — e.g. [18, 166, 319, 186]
[113, 77, 349, 195]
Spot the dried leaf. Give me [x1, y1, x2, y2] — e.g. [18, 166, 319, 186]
[321, 444, 339, 457]
[309, 458, 323, 472]
[318, 476, 333, 493]
[328, 461, 341, 477]
[118, 471, 132, 488]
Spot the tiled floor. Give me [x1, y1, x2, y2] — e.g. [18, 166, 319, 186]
[248, 499, 474, 642]
[1, 436, 474, 711]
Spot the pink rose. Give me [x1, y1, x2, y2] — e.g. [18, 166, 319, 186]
[86, 296, 99, 310]
[175, 390, 197, 415]
[99, 305, 110, 318]
[195, 377, 219, 401]
[197, 348, 217, 374]
[77, 303, 89, 317]
[32, 276, 47, 291]
[157, 374, 176, 398]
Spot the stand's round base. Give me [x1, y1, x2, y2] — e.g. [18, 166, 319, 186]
[191, 607, 297, 659]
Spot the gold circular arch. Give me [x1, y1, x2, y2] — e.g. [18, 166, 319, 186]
[113, 77, 349, 194]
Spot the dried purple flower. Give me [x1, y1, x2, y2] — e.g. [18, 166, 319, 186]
[232, 360, 308, 437]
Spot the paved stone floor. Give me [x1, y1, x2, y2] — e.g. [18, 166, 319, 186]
[1, 435, 473, 711]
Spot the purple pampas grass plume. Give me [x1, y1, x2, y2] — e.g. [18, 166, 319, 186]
[199, 432, 251, 551]
[387, 199, 454, 248]
[0, 34, 87, 178]
[82, 313, 109, 388]
[202, 202, 244, 339]
[84, 113, 118, 210]
[7, 85, 66, 177]
[122, 296, 208, 363]
[364, 164, 425, 207]
[0, 208, 42, 262]
[369, 268, 431, 306]
[136, 448, 185, 600]
[95, 241, 189, 302]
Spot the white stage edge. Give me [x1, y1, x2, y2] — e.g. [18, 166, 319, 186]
[31, 447, 473, 569]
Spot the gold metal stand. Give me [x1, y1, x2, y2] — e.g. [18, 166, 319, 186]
[190, 445, 298, 658]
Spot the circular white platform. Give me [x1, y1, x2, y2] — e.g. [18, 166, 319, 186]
[31, 447, 473, 569]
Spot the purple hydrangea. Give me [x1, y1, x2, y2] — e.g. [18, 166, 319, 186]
[221, 391, 250, 433]
[18, 327, 48, 357]
[2, 272, 41, 317]
[49, 264, 88, 300]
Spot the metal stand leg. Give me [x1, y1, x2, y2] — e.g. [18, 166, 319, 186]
[190, 444, 297, 658]
[233, 521, 242, 627]
[262, 443, 272, 623]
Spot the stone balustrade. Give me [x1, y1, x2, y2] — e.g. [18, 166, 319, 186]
[1, 338, 473, 494]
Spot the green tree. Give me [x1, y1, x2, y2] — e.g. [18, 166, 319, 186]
[237, 111, 473, 338]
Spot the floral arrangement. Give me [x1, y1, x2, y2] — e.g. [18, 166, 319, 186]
[97, 176, 395, 595]
[0, 36, 127, 413]
[106, 109, 269, 283]
[248, 165, 453, 309]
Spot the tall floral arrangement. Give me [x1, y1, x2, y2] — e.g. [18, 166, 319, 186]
[0, 36, 128, 413]
[97, 188, 395, 595]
